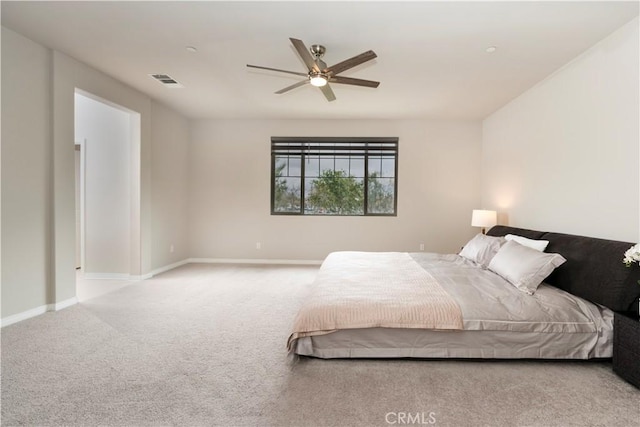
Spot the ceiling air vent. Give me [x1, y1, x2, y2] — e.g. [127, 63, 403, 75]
[149, 73, 184, 88]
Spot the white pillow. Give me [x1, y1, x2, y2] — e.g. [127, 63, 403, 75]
[505, 234, 549, 252]
[488, 240, 566, 295]
[459, 234, 505, 268]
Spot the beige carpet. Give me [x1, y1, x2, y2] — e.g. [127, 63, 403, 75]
[2, 263, 639, 426]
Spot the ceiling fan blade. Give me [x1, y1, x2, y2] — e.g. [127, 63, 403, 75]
[246, 64, 307, 77]
[275, 80, 308, 94]
[331, 76, 380, 88]
[323, 50, 377, 75]
[289, 38, 320, 73]
[319, 84, 336, 102]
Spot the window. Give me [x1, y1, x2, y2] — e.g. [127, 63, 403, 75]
[271, 137, 398, 216]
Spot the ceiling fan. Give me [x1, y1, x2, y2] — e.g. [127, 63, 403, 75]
[247, 38, 379, 102]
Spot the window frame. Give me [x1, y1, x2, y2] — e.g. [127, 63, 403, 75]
[270, 136, 399, 216]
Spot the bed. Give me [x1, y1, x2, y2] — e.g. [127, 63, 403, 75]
[288, 226, 640, 359]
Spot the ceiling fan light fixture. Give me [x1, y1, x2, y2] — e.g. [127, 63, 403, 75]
[248, 38, 379, 102]
[309, 74, 328, 87]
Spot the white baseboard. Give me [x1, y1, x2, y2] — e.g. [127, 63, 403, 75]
[54, 297, 78, 311]
[1, 297, 78, 328]
[1, 305, 48, 328]
[187, 257, 323, 266]
[133, 258, 320, 279]
[83, 259, 192, 281]
[82, 272, 133, 280]
[138, 258, 321, 279]
[133, 258, 322, 280]
[133, 259, 191, 280]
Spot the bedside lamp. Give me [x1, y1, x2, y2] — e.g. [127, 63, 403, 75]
[471, 209, 497, 234]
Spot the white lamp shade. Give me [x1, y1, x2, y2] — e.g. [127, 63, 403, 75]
[471, 209, 497, 228]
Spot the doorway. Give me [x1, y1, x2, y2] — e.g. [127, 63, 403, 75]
[74, 90, 141, 298]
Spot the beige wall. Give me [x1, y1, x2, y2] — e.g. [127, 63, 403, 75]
[482, 18, 639, 242]
[189, 119, 482, 261]
[1, 28, 53, 316]
[150, 102, 190, 270]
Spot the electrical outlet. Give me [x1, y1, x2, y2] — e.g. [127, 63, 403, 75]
[170, 244, 174, 253]
[419, 243, 425, 251]
[256, 242, 261, 250]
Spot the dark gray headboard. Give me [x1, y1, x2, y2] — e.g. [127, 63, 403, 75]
[487, 225, 640, 313]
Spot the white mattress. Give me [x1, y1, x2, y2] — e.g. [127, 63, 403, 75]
[293, 253, 614, 359]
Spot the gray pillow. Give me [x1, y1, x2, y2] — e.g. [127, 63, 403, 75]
[488, 240, 566, 294]
[459, 234, 505, 268]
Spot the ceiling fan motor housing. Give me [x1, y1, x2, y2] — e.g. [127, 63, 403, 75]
[310, 44, 326, 59]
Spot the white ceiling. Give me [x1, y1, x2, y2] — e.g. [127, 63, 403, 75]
[2, 1, 638, 120]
